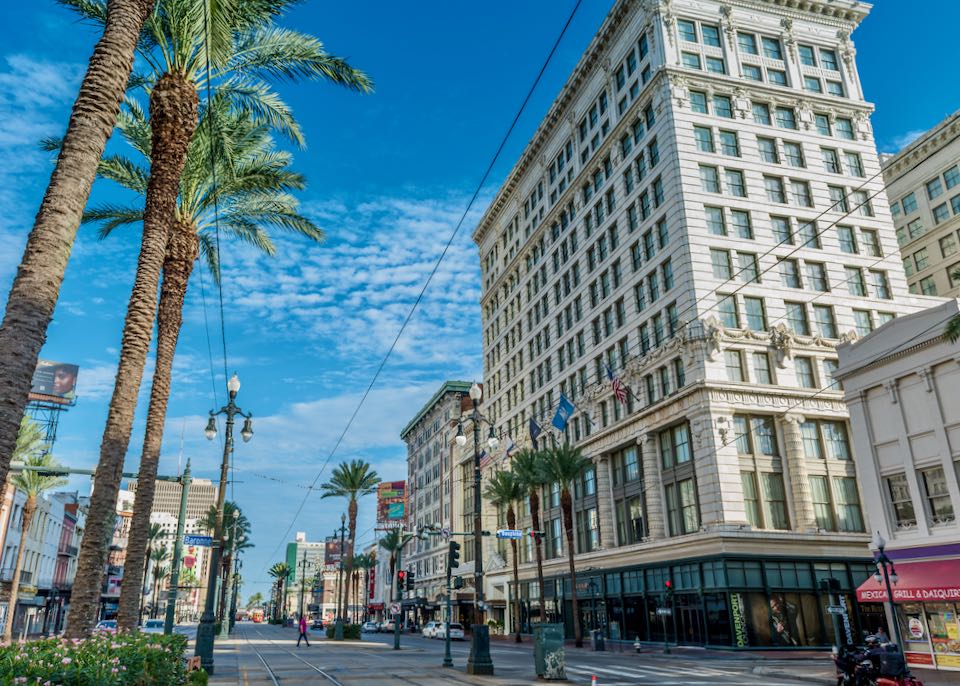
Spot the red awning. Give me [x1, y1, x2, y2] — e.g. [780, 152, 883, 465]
[856, 559, 960, 603]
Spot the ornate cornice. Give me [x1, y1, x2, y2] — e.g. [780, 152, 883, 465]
[881, 110, 960, 182]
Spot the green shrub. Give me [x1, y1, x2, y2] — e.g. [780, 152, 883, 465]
[0, 631, 188, 685]
[188, 667, 209, 685]
[324, 623, 361, 640]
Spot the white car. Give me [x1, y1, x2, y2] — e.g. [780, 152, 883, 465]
[142, 619, 165, 634]
[422, 621, 439, 638]
[436, 622, 465, 640]
[361, 621, 379, 633]
[94, 620, 117, 634]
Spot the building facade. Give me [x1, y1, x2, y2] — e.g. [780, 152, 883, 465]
[285, 533, 326, 619]
[882, 112, 960, 299]
[837, 300, 960, 671]
[473, 0, 938, 648]
[399, 381, 473, 619]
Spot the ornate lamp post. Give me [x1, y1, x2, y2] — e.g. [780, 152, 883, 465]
[195, 373, 253, 674]
[872, 532, 904, 653]
[455, 382, 498, 676]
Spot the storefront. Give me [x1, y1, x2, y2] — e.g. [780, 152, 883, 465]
[517, 555, 879, 650]
[856, 558, 960, 671]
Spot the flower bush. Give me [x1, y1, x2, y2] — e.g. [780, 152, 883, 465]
[0, 631, 188, 685]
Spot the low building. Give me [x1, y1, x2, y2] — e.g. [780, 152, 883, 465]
[837, 299, 960, 672]
[882, 112, 960, 298]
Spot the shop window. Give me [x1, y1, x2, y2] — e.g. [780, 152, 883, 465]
[702, 561, 727, 589]
[622, 571, 643, 594]
[726, 560, 763, 588]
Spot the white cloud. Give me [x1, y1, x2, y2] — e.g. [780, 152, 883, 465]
[881, 128, 925, 154]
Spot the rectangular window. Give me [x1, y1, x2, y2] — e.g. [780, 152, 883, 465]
[826, 81, 842, 96]
[702, 24, 721, 47]
[731, 210, 752, 238]
[934, 203, 950, 224]
[706, 56, 726, 74]
[682, 52, 702, 70]
[836, 118, 855, 140]
[805, 262, 828, 291]
[945, 165, 960, 189]
[738, 32, 758, 55]
[758, 137, 779, 164]
[738, 252, 759, 283]
[795, 356, 816, 388]
[870, 270, 891, 299]
[853, 309, 873, 336]
[783, 142, 805, 168]
[921, 467, 955, 524]
[711, 249, 732, 279]
[678, 19, 697, 42]
[845, 266, 866, 296]
[720, 130, 740, 157]
[834, 477, 865, 532]
[771, 216, 792, 244]
[837, 226, 857, 253]
[763, 473, 789, 530]
[809, 475, 834, 531]
[920, 276, 937, 296]
[901, 192, 918, 214]
[815, 113, 831, 136]
[851, 190, 873, 217]
[820, 48, 839, 71]
[941, 234, 958, 258]
[743, 296, 767, 330]
[725, 169, 747, 197]
[690, 90, 707, 114]
[725, 350, 745, 382]
[927, 177, 944, 200]
[742, 472, 762, 528]
[799, 45, 816, 66]
[790, 180, 814, 207]
[743, 64, 763, 82]
[700, 165, 720, 193]
[822, 148, 842, 173]
[914, 247, 930, 271]
[706, 206, 726, 235]
[803, 76, 822, 93]
[829, 185, 849, 212]
[813, 304, 838, 338]
[886, 473, 917, 528]
[764, 176, 786, 203]
[762, 36, 783, 60]
[799, 219, 820, 247]
[780, 259, 802, 288]
[861, 229, 880, 257]
[752, 352, 773, 384]
[823, 359, 840, 390]
[785, 301, 810, 335]
[713, 95, 733, 118]
[718, 294, 739, 328]
[753, 102, 771, 125]
[694, 125, 714, 153]
[768, 69, 787, 86]
[844, 152, 864, 177]
[775, 107, 796, 130]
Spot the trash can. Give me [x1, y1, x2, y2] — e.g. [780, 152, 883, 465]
[533, 623, 566, 680]
[591, 629, 605, 651]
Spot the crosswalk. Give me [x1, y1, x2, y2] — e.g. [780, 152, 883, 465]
[563, 661, 802, 685]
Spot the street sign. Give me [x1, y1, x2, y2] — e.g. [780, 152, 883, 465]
[496, 529, 523, 539]
[440, 527, 451, 539]
[389, 602, 401, 615]
[183, 535, 212, 547]
[826, 606, 845, 614]
[656, 607, 672, 616]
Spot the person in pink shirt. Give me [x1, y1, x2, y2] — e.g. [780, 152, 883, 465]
[297, 614, 310, 647]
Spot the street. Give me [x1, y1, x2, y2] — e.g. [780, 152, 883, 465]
[212, 622, 825, 685]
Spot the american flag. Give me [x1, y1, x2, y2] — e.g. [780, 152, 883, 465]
[606, 364, 628, 405]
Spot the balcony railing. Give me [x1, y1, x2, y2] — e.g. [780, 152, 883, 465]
[58, 543, 79, 557]
[0, 569, 32, 584]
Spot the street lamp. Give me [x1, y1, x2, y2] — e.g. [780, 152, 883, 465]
[871, 532, 904, 654]
[456, 382, 497, 676]
[218, 509, 241, 640]
[334, 514, 348, 640]
[195, 373, 254, 675]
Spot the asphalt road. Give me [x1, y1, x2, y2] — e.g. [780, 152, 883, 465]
[221, 622, 823, 685]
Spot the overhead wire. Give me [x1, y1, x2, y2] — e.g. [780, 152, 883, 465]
[260, 0, 587, 572]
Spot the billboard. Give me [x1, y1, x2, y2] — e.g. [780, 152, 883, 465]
[29, 359, 79, 405]
[377, 481, 406, 523]
[324, 537, 344, 566]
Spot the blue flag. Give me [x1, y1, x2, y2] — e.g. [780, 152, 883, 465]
[551, 393, 575, 432]
[529, 418, 542, 449]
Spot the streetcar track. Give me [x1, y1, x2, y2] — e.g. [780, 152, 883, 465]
[251, 628, 344, 685]
[240, 630, 281, 686]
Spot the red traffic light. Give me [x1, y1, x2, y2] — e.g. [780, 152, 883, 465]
[664, 580, 673, 589]
[397, 571, 406, 582]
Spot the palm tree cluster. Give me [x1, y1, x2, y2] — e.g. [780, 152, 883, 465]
[484, 444, 593, 648]
[0, 0, 372, 637]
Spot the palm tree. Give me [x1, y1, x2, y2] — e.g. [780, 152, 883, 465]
[148, 546, 170, 617]
[320, 460, 380, 625]
[1, 418, 48, 523]
[151, 562, 170, 619]
[139, 522, 166, 621]
[196, 501, 252, 622]
[511, 449, 548, 624]
[268, 562, 292, 622]
[63, 0, 372, 637]
[378, 529, 414, 604]
[3, 423, 67, 642]
[246, 592, 264, 610]
[0, 0, 155, 497]
[484, 469, 524, 642]
[79, 98, 316, 630]
[540, 444, 593, 648]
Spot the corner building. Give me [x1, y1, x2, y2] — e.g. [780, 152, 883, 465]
[473, 0, 936, 648]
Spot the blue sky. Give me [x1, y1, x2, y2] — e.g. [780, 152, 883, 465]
[0, 0, 957, 598]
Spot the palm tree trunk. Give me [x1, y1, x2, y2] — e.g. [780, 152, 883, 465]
[0, 0, 154, 496]
[561, 488, 582, 647]
[528, 488, 547, 623]
[343, 499, 357, 623]
[507, 504, 521, 642]
[139, 544, 152, 622]
[3, 496, 36, 643]
[118, 225, 198, 630]
[66, 72, 199, 639]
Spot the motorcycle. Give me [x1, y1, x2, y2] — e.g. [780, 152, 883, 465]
[833, 639, 924, 686]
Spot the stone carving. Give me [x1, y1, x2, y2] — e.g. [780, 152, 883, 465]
[884, 381, 899, 405]
[668, 72, 690, 107]
[715, 415, 732, 446]
[732, 87, 751, 119]
[659, 0, 676, 47]
[704, 316, 724, 361]
[918, 367, 934, 393]
[838, 329, 861, 344]
[770, 324, 794, 368]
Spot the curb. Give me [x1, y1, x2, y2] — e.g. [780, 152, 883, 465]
[752, 666, 835, 685]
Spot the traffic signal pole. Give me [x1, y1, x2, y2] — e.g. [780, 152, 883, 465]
[444, 540, 461, 668]
[164, 461, 191, 635]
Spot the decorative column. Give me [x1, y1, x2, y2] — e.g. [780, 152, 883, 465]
[780, 413, 816, 531]
[594, 455, 616, 549]
[639, 434, 666, 540]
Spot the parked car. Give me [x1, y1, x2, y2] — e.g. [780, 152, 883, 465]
[311, 618, 323, 630]
[436, 622, 464, 640]
[141, 619, 164, 634]
[361, 621, 379, 633]
[379, 619, 396, 632]
[94, 620, 118, 634]
[422, 621, 439, 638]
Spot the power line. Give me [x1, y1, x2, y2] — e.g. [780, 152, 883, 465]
[261, 0, 586, 572]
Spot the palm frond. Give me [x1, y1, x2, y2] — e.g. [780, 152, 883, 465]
[945, 314, 960, 343]
[97, 154, 149, 194]
[216, 77, 304, 146]
[198, 232, 221, 284]
[81, 204, 145, 239]
[56, 0, 108, 24]
[215, 218, 277, 256]
[39, 136, 64, 153]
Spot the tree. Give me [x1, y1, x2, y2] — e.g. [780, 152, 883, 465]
[149, 547, 170, 619]
[539, 444, 593, 647]
[78, 99, 318, 630]
[484, 469, 524, 642]
[320, 460, 380, 624]
[63, 0, 372, 637]
[378, 529, 413, 602]
[0, 0, 155, 508]
[511, 449, 548, 624]
[3, 421, 67, 642]
[139, 522, 166, 620]
[197, 501, 252, 622]
[246, 592, 264, 610]
[268, 562, 292, 621]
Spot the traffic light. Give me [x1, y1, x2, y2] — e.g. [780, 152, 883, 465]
[453, 576, 464, 590]
[406, 570, 415, 592]
[448, 540, 461, 569]
[397, 570, 406, 588]
[665, 579, 674, 604]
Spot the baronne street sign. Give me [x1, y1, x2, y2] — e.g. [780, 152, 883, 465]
[495, 529, 523, 539]
[184, 535, 213, 547]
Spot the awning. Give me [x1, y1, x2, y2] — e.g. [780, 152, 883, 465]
[856, 558, 960, 603]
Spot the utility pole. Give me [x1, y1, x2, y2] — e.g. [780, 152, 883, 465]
[164, 460, 192, 635]
[298, 550, 309, 619]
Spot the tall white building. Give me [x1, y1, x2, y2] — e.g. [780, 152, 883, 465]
[881, 111, 960, 298]
[473, 0, 936, 648]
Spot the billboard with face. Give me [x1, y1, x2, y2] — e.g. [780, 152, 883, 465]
[29, 359, 79, 405]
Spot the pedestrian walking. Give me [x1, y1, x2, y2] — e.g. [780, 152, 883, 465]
[297, 614, 310, 647]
